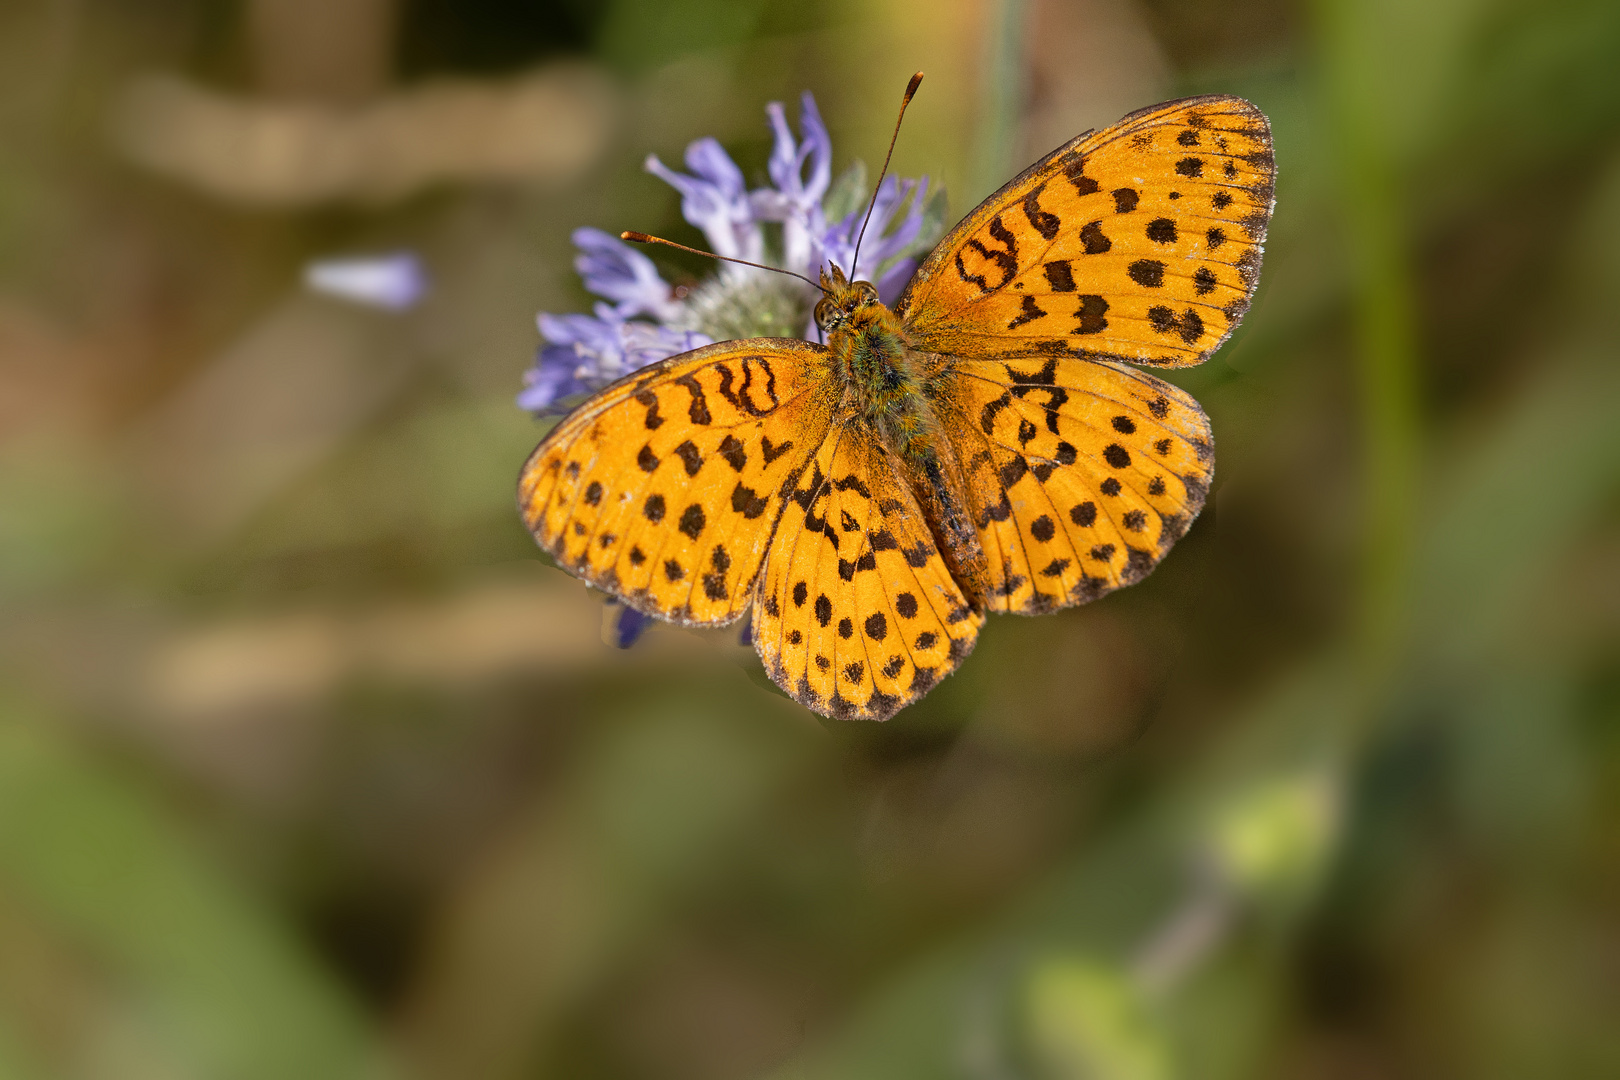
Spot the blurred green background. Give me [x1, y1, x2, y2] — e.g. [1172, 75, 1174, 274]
[2, 0, 1619, 1077]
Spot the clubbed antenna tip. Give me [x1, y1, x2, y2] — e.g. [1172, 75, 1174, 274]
[852, 72, 925, 274]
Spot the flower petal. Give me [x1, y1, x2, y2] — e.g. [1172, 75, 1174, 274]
[305, 253, 427, 310]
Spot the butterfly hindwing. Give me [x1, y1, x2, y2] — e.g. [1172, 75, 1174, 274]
[936, 355, 1213, 614]
[896, 95, 1273, 369]
[519, 339, 836, 626]
[752, 414, 984, 720]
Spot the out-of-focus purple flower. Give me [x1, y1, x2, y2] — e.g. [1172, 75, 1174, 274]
[520, 90, 938, 418]
[520, 305, 711, 414]
[602, 599, 652, 649]
[645, 139, 763, 262]
[305, 252, 428, 310]
[751, 93, 832, 275]
[571, 227, 684, 321]
[517, 343, 591, 413]
[817, 175, 931, 306]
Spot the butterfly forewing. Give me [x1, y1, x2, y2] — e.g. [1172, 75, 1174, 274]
[752, 416, 983, 720]
[936, 356, 1213, 614]
[897, 95, 1273, 368]
[519, 339, 836, 625]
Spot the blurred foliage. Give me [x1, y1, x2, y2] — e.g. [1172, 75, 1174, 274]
[1, 0, 1618, 1078]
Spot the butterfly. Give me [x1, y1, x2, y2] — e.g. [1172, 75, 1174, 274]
[519, 89, 1274, 721]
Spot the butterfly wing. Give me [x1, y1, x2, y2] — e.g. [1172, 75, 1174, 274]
[752, 412, 984, 720]
[935, 354, 1213, 614]
[897, 95, 1274, 368]
[519, 338, 836, 626]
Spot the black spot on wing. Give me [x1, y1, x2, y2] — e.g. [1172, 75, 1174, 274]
[1044, 261, 1076, 292]
[1061, 151, 1101, 195]
[1022, 182, 1060, 240]
[1146, 218, 1177, 244]
[1008, 294, 1046, 330]
[980, 391, 1013, 436]
[633, 389, 664, 430]
[718, 434, 746, 471]
[1128, 260, 1165, 288]
[1069, 296, 1108, 333]
[731, 484, 768, 519]
[998, 456, 1028, 488]
[1080, 221, 1111, 255]
[673, 374, 712, 425]
[673, 440, 703, 476]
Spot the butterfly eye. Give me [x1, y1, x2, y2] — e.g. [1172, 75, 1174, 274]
[814, 298, 833, 330]
[857, 281, 880, 305]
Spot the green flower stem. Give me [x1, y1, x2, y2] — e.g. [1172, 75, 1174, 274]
[1312, 0, 1423, 691]
[973, 0, 1029, 206]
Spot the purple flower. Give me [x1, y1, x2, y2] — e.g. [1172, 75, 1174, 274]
[817, 175, 932, 306]
[751, 93, 832, 276]
[603, 599, 653, 649]
[519, 305, 710, 414]
[644, 139, 763, 262]
[305, 252, 427, 310]
[571, 228, 684, 321]
[520, 90, 940, 418]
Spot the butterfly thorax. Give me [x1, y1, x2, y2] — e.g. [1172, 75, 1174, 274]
[816, 267, 929, 440]
[815, 265, 989, 601]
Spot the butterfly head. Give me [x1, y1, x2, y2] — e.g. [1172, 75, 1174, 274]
[814, 263, 883, 334]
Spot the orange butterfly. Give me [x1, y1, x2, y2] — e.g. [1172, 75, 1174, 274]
[519, 81, 1274, 720]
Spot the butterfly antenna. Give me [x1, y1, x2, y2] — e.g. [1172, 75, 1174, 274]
[621, 232, 830, 296]
[851, 71, 924, 275]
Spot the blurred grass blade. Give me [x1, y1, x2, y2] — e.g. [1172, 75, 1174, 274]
[0, 704, 383, 1080]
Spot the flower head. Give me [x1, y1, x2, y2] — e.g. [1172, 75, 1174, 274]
[519, 92, 943, 417]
